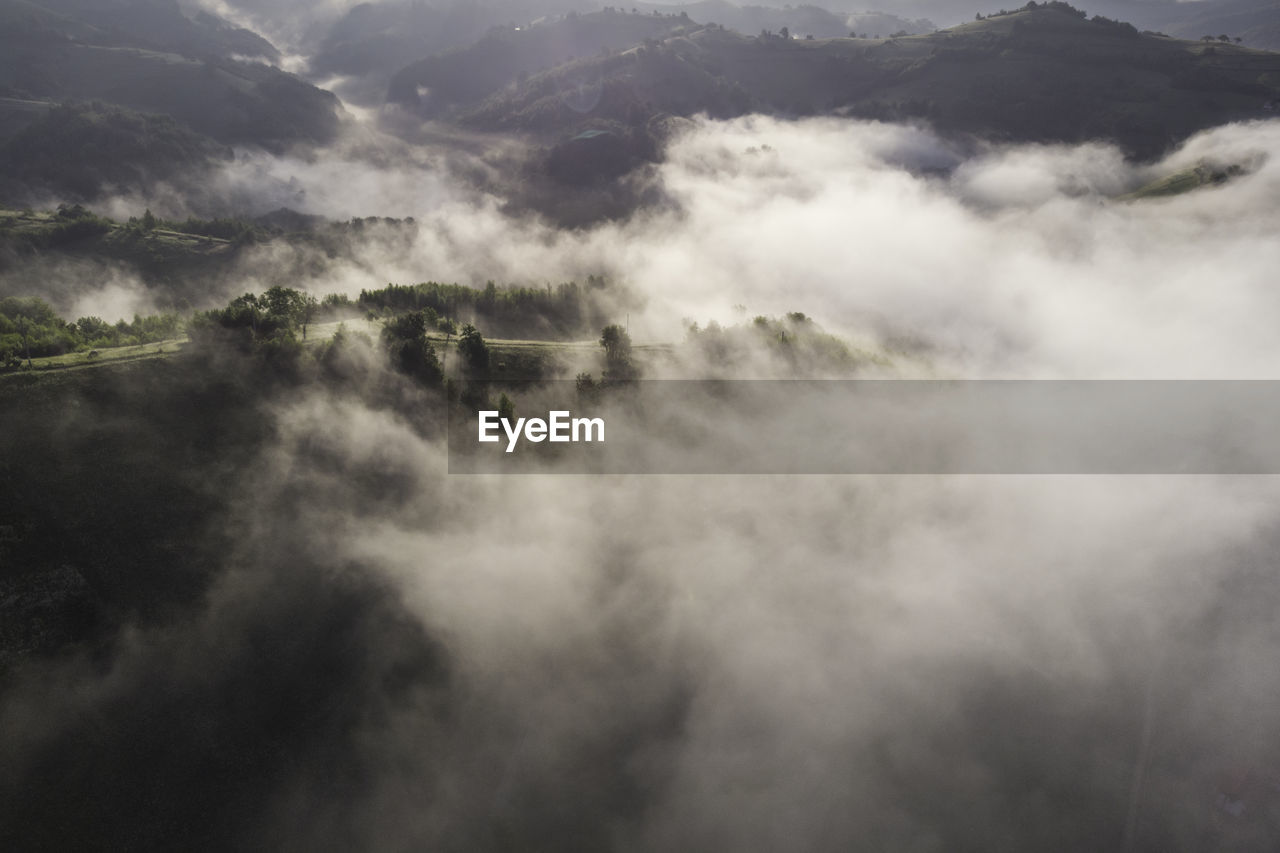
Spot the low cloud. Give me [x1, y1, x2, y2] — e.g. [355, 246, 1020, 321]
[7, 112, 1280, 850]
[166, 114, 1280, 377]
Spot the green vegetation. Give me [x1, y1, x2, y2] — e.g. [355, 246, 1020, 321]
[188, 287, 319, 374]
[1, 271, 877, 391]
[684, 312, 874, 374]
[0, 206, 243, 307]
[0, 295, 180, 367]
[0, 207, 424, 313]
[1119, 160, 1249, 199]
[355, 276, 616, 339]
[380, 309, 444, 386]
[0, 102, 229, 201]
[599, 322, 637, 379]
[457, 323, 491, 372]
[0, 203, 114, 248]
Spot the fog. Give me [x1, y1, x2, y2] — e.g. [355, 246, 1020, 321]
[6, 105, 1280, 849]
[10, 386, 1279, 849]
[105, 114, 1280, 377]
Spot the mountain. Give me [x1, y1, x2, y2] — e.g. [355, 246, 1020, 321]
[0, 103, 231, 204]
[630, 1, 935, 40]
[309, 0, 598, 104]
[387, 9, 691, 116]
[1158, 0, 1280, 50]
[0, 0, 341, 150]
[452, 3, 1280, 163]
[313, 0, 933, 106]
[7, 0, 279, 60]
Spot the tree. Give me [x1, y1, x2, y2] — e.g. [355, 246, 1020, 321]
[14, 313, 32, 369]
[257, 287, 320, 340]
[780, 26, 790, 39]
[263, 286, 305, 326]
[575, 371, 599, 402]
[497, 393, 516, 422]
[302, 294, 319, 340]
[381, 311, 443, 385]
[457, 323, 490, 371]
[1218, 34, 1230, 42]
[600, 324, 631, 362]
[599, 324, 635, 379]
[438, 317, 457, 371]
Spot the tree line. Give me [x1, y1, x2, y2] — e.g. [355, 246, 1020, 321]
[0, 296, 181, 367]
[351, 276, 613, 339]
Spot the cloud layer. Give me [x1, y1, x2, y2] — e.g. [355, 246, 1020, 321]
[164, 115, 1280, 377]
[7, 112, 1280, 851]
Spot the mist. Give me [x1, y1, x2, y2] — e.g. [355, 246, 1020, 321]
[101, 113, 1280, 377]
[7, 372, 1280, 850]
[6, 55, 1280, 850]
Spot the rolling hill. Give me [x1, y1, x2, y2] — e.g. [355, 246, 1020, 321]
[387, 9, 692, 116]
[447, 2, 1280, 166]
[0, 0, 341, 150]
[1159, 0, 1280, 50]
[17, 0, 280, 61]
[310, 0, 599, 104]
[629, 0, 936, 40]
[0, 103, 232, 203]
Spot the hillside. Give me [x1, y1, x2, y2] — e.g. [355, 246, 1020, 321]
[454, 3, 1280, 164]
[314, 0, 599, 78]
[1160, 0, 1280, 50]
[312, 0, 597, 104]
[315, 0, 933, 105]
[18, 0, 279, 60]
[387, 10, 692, 116]
[630, 0, 935, 40]
[0, 103, 231, 204]
[0, 207, 243, 309]
[0, 207, 458, 312]
[0, 0, 340, 150]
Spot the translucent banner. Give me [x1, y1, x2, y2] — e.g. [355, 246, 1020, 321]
[447, 380, 1280, 474]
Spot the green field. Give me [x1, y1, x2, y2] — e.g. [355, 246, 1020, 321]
[0, 208, 237, 267]
[1, 338, 187, 377]
[1, 316, 601, 382]
[0, 312, 681, 385]
[1118, 161, 1248, 199]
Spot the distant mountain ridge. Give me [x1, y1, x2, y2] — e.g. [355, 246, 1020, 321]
[426, 4, 1280, 163]
[387, 10, 691, 115]
[1159, 0, 1280, 50]
[630, 1, 935, 39]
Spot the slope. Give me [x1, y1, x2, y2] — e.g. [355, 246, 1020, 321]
[457, 3, 1280, 161]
